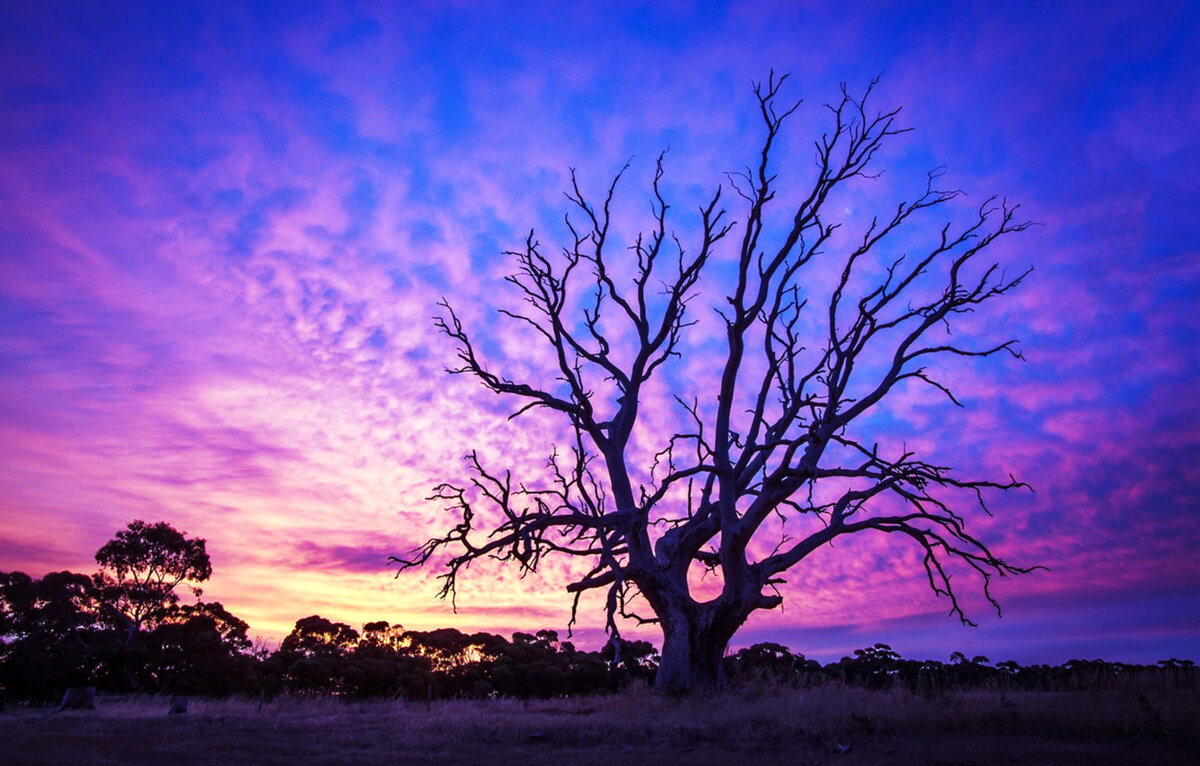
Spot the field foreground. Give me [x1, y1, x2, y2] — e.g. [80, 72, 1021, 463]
[2, 686, 1197, 766]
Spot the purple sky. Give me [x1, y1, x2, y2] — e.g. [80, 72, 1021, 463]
[1, 1, 1198, 665]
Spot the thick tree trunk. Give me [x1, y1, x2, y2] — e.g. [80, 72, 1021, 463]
[653, 603, 741, 694]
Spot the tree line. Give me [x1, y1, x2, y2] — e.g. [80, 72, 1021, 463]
[2, 521, 1194, 703]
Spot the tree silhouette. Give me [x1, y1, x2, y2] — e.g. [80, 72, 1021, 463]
[0, 571, 102, 701]
[164, 602, 253, 654]
[94, 520, 211, 643]
[726, 642, 821, 685]
[280, 615, 360, 658]
[415, 74, 1033, 692]
[144, 603, 256, 696]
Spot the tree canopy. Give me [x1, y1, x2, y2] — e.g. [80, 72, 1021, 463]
[94, 519, 212, 641]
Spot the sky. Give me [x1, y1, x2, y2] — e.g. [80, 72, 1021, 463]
[1, 0, 1197, 665]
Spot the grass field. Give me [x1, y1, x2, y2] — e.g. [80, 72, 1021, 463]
[2, 684, 1197, 765]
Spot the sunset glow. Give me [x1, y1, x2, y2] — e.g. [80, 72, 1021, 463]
[1, 1, 1197, 665]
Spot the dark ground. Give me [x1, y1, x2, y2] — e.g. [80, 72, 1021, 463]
[2, 688, 1196, 766]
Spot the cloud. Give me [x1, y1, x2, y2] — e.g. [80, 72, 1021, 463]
[287, 540, 400, 575]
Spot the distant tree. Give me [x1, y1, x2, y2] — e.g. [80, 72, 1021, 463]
[94, 520, 211, 642]
[395, 73, 1037, 693]
[273, 616, 359, 694]
[144, 603, 256, 696]
[349, 622, 434, 699]
[357, 620, 407, 654]
[0, 571, 102, 701]
[280, 615, 360, 658]
[0, 571, 100, 644]
[164, 602, 252, 654]
[601, 637, 659, 686]
[727, 642, 820, 684]
[402, 627, 507, 672]
[835, 643, 905, 688]
[489, 631, 564, 698]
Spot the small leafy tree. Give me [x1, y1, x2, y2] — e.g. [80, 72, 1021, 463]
[94, 520, 211, 642]
[280, 615, 360, 658]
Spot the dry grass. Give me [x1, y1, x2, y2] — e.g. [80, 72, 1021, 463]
[3, 684, 1197, 765]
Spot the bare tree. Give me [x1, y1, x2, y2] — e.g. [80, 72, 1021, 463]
[394, 74, 1038, 694]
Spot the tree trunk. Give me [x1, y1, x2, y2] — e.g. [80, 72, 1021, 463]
[653, 603, 739, 694]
